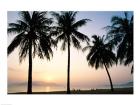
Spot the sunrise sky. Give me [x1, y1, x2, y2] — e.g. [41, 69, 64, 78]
[7, 11, 133, 93]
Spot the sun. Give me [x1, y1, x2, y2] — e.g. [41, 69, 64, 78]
[45, 76, 53, 82]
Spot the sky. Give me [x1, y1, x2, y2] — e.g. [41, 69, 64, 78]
[7, 11, 133, 93]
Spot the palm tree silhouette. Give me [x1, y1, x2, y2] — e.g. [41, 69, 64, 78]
[8, 11, 56, 94]
[51, 11, 90, 94]
[105, 12, 133, 73]
[83, 35, 116, 91]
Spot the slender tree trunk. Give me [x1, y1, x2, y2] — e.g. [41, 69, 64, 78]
[104, 64, 114, 92]
[131, 65, 133, 74]
[27, 39, 32, 94]
[67, 36, 70, 94]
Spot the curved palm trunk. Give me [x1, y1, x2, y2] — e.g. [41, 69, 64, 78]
[104, 64, 114, 92]
[67, 36, 71, 94]
[27, 39, 32, 94]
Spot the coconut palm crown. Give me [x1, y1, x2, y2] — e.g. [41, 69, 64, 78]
[51, 11, 90, 94]
[8, 11, 56, 93]
[83, 35, 117, 91]
[105, 12, 133, 73]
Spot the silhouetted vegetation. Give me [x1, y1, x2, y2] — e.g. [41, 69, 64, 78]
[83, 35, 117, 91]
[8, 11, 133, 94]
[51, 11, 90, 94]
[8, 11, 56, 94]
[105, 12, 133, 73]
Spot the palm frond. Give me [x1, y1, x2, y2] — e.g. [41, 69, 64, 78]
[8, 23, 26, 34]
[104, 12, 133, 67]
[71, 35, 81, 49]
[8, 32, 24, 55]
[51, 12, 60, 21]
[85, 35, 116, 69]
[39, 36, 53, 60]
[73, 30, 90, 44]
[61, 40, 67, 51]
[51, 11, 90, 52]
[82, 45, 92, 52]
[19, 11, 31, 25]
[72, 19, 91, 29]
[8, 11, 55, 62]
[19, 39, 29, 62]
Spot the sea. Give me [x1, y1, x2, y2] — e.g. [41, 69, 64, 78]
[8, 83, 133, 93]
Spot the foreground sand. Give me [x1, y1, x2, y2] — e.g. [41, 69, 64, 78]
[8, 87, 133, 94]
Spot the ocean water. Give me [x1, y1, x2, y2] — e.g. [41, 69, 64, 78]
[8, 85, 66, 93]
[8, 84, 133, 93]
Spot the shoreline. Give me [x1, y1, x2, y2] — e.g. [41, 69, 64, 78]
[8, 87, 133, 94]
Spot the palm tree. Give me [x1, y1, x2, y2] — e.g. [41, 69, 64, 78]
[83, 35, 116, 92]
[8, 11, 56, 94]
[51, 11, 90, 94]
[105, 12, 133, 73]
